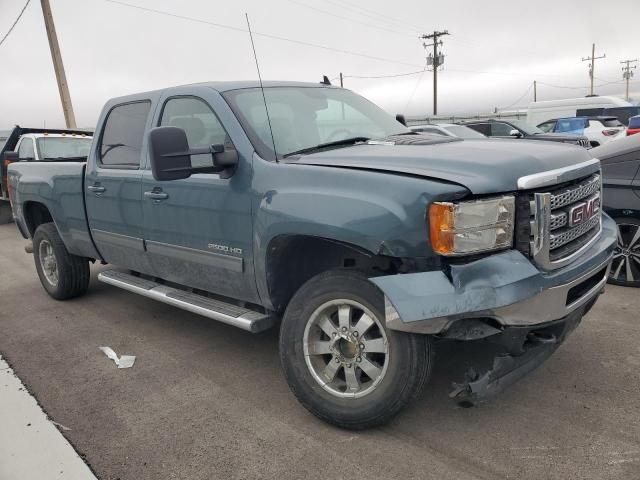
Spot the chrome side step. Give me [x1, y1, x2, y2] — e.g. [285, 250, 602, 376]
[98, 270, 274, 333]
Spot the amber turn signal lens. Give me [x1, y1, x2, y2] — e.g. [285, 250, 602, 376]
[429, 203, 454, 255]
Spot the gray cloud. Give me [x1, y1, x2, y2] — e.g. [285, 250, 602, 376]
[0, 0, 638, 129]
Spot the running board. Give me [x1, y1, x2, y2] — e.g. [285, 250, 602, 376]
[98, 270, 274, 333]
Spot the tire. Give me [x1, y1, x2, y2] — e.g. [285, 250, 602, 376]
[279, 269, 432, 429]
[608, 216, 640, 287]
[0, 201, 13, 224]
[33, 223, 90, 300]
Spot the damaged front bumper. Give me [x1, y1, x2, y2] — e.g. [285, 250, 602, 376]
[370, 214, 617, 335]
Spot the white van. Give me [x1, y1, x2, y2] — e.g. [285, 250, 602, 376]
[526, 96, 631, 126]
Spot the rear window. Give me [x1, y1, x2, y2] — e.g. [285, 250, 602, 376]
[629, 116, 640, 128]
[99, 101, 151, 167]
[602, 118, 623, 127]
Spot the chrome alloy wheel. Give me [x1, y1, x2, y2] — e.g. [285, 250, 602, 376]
[610, 222, 640, 285]
[38, 239, 59, 286]
[303, 299, 390, 398]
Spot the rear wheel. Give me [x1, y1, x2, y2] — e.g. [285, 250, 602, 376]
[279, 270, 432, 429]
[33, 223, 90, 299]
[608, 216, 640, 287]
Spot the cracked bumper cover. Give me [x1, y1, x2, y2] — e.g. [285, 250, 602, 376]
[370, 214, 617, 334]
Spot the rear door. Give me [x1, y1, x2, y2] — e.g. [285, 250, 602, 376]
[489, 122, 517, 139]
[85, 99, 156, 274]
[140, 88, 259, 304]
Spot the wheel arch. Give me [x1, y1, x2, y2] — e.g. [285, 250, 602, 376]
[23, 201, 55, 237]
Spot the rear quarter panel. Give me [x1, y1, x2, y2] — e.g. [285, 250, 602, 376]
[9, 162, 99, 258]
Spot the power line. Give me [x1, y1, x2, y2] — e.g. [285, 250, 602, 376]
[498, 83, 534, 110]
[284, 0, 411, 36]
[0, 0, 31, 48]
[342, 69, 426, 79]
[325, 0, 423, 34]
[101, 0, 424, 69]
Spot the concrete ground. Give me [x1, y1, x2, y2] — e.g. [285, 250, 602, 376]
[0, 222, 639, 480]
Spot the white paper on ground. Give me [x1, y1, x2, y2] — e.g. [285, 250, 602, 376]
[99, 346, 136, 369]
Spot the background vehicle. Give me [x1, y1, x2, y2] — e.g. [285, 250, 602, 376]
[461, 118, 590, 147]
[410, 123, 486, 139]
[0, 126, 93, 224]
[526, 96, 632, 126]
[590, 134, 640, 287]
[8, 82, 616, 429]
[627, 115, 640, 136]
[577, 106, 640, 126]
[538, 116, 626, 147]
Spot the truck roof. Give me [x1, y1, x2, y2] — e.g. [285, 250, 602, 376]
[107, 81, 337, 104]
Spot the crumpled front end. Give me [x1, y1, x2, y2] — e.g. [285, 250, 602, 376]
[369, 213, 616, 402]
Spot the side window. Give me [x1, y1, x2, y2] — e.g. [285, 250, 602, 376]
[99, 101, 151, 167]
[18, 138, 35, 160]
[160, 97, 232, 169]
[491, 123, 515, 136]
[468, 123, 490, 136]
[537, 121, 555, 133]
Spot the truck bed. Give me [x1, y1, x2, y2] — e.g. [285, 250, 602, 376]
[9, 161, 99, 259]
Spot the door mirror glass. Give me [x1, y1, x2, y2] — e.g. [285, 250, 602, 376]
[148, 126, 193, 181]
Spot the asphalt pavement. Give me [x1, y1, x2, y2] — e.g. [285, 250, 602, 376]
[1, 222, 639, 480]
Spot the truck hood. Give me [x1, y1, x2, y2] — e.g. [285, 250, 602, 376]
[285, 138, 597, 194]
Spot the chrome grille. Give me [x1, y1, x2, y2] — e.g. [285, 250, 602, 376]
[549, 215, 600, 250]
[527, 172, 602, 270]
[549, 174, 601, 210]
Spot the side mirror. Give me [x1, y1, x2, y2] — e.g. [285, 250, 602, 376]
[509, 129, 522, 138]
[149, 127, 192, 181]
[4, 151, 19, 164]
[149, 126, 239, 181]
[396, 114, 407, 127]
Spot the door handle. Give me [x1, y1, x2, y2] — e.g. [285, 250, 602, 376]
[144, 190, 169, 201]
[87, 184, 106, 194]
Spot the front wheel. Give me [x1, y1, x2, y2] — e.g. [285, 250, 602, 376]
[33, 223, 90, 299]
[279, 270, 432, 429]
[608, 216, 640, 287]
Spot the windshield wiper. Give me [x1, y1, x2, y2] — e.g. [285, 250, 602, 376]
[283, 136, 370, 158]
[43, 156, 88, 161]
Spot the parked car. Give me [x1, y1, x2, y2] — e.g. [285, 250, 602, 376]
[461, 118, 590, 148]
[526, 95, 631, 126]
[410, 123, 486, 139]
[577, 106, 640, 126]
[8, 81, 616, 429]
[590, 134, 640, 287]
[537, 116, 626, 147]
[627, 115, 640, 136]
[0, 126, 93, 224]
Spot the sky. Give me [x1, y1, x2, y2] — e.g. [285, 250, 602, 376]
[0, 0, 639, 129]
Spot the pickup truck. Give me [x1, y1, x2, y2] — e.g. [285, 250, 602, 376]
[0, 126, 93, 224]
[8, 81, 617, 429]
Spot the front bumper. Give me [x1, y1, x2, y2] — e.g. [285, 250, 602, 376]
[370, 213, 617, 334]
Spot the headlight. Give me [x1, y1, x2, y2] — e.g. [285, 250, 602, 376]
[429, 196, 515, 255]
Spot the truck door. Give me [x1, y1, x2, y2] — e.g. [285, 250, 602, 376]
[85, 99, 155, 275]
[141, 90, 259, 304]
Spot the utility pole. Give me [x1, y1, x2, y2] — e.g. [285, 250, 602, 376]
[621, 59, 637, 101]
[420, 30, 449, 115]
[582, 43, 606, 96]
[41, 0, 76, 128]
[534, 80, 537, 102]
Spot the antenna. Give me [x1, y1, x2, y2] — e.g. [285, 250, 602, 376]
[245, 13, 278, 162]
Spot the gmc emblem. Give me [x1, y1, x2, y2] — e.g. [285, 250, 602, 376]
[568, 195, 600, 227]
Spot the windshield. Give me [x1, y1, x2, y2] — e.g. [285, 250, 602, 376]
[555, 118, 587, 135]
[442, 125, 486, 139]
[223, 87, 410, 159]
[507, 119, 543, 135]
[36, 137, 92, 160]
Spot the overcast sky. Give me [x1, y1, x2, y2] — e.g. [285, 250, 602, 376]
[0, 0, 638, 129]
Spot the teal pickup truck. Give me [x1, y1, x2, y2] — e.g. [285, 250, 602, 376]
[8, 81, 616, 428]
